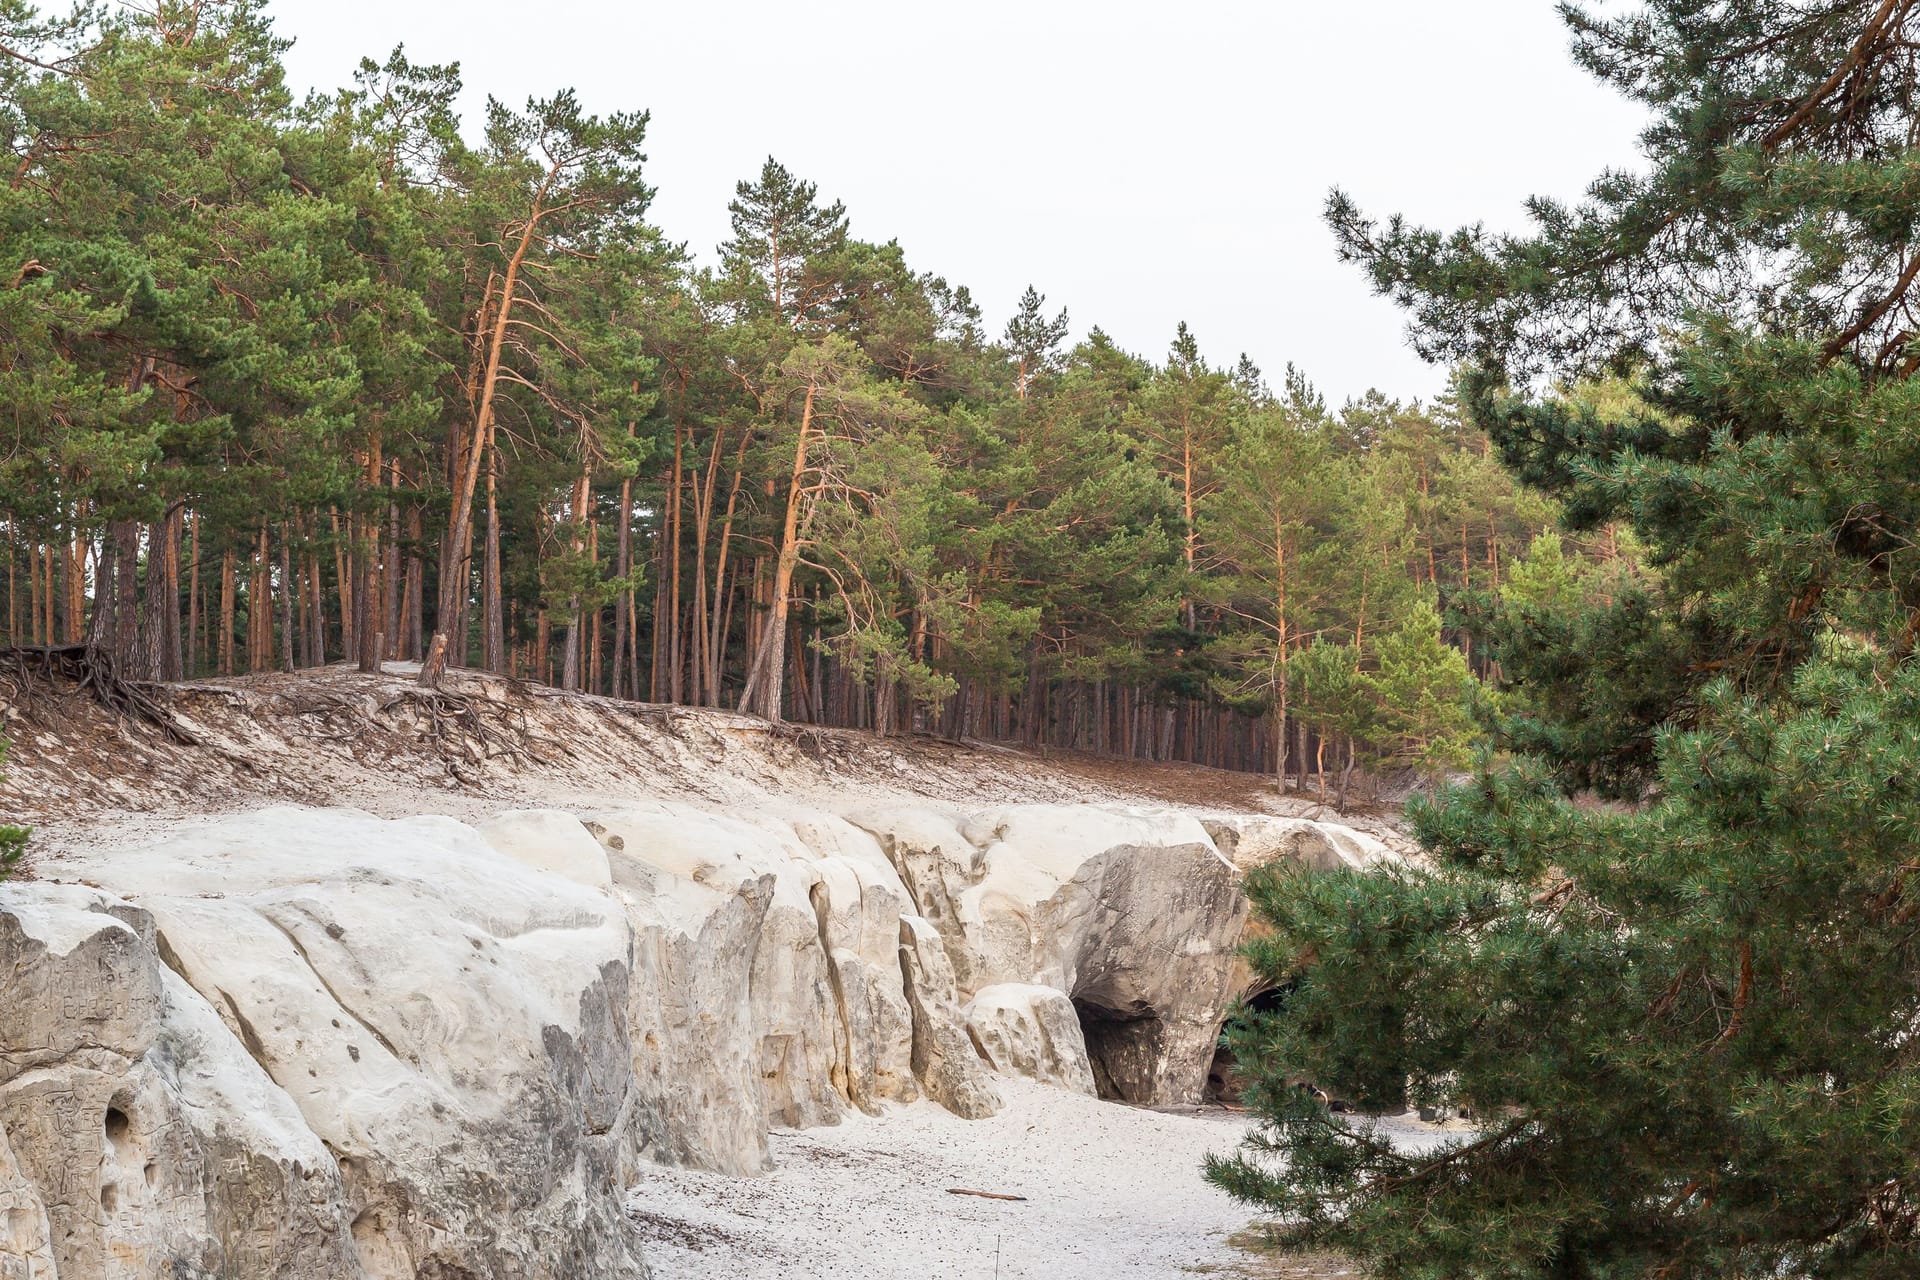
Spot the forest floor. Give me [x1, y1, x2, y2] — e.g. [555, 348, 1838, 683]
[0, 660, 1415, 861]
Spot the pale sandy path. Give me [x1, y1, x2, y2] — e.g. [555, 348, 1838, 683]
[627, 1077, 1264, 1280]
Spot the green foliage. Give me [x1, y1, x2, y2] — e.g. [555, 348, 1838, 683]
[1219, 4, 1920, 1277]
[0, 0, 1565, 770]
[0, 736, 24, 880]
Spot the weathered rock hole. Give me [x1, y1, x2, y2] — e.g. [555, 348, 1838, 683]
[1071, 997, 1163, 1103]
[99, 1183, 117, 1214]
[103, 1105, 134, 1156]
[143, 1162, 157, 1187]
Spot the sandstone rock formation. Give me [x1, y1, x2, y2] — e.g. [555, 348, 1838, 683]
[0, 883, 362, 1280]
[852, 804, 1248, 1104]
[2, 795, 1331, 1276]
[898, 915, 1002, 1118]
[1202, 813, 1396, 874]
[963, 984, 1096, 1095]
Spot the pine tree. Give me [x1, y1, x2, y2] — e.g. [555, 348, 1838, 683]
[1213, 6, 1920, 1277]
[416, 88, 654, 686]
[1002, 285, 1069, 401]
[719, 157, 850, 329]
[1203, 397, 1341, 784]
[0, 1, 1568, 777]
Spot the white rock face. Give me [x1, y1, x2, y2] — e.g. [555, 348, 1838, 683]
[0, 882, 360, 1280]
[7, 794, 1336, 1275]
[851, 804, 1249, 1104]
[789, 814, 921, 1113]
[10, 809, 648, 1279]
[1201, 813, 1397, 874]
[0, 1119, 55, 1280]
[963, 984, 1096, 1095]
[898, 915, 1002, 1118]
[583, 803, 848, 1156]
[481, 808, 617, 891]
[582, 803, 778, 1177]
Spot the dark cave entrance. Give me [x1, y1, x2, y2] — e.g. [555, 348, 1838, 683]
[1206, 984, 1289, 1105]
[1071, 995, 1166, 1103]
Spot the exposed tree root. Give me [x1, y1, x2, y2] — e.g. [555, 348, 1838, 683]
[378, 688, 542, 779]
[0, 645, 202, 746]
[256, 680, 565, 784]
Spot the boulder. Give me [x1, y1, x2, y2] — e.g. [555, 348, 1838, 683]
[30, 807, 649, 1279]
[0, 882, 360, 1280]
[962, 983, 1096, 1095]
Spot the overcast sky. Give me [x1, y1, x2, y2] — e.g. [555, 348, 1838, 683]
[266, 1, 1648, 407]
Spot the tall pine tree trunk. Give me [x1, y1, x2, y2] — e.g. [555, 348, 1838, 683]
[186, 511, 201, 676]
[666, 426, 684, 703]
[383, 467, 401, 661]
[219, 548, 235, 676]
[330, 507, 353, 660]
[355, 444, 383, 673]
[423, 182, 555, 688]
[482, 447, 505, 674]
[707, 430, 751, 705]
[150, 506, 182, 680]
[738, 384, 816, 723]
[561, 465, 592, 692]
[611, 459, 633, 698]
[277, 525, 296, 673]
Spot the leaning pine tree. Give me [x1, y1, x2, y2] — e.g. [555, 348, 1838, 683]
[1207, 4, 1920, 1278]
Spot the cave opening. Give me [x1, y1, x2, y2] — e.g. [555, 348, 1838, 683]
[1070, 995, 1165, 1103]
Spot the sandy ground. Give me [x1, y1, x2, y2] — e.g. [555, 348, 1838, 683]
[627, 1077, 1269, 1280]
[627, 1080, 1461, 1280]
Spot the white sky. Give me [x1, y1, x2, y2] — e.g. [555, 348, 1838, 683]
[267, 0, 1648, 408]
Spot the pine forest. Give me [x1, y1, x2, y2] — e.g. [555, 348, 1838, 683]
[0, 3, 1608, 797]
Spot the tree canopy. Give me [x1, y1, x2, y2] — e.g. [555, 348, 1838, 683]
[1213, 4, 1920, 1277]
[0, 0, 1560, 794]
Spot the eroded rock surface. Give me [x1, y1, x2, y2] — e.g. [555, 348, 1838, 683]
[5, 796, 1342, 1276]
[0, 883, 360, 1280]
[898, 915, 1002, 1118]
[963, 984, 1096, 1095]
[851, 804, 1248, 1104]
[1202, 813, 1395, 874]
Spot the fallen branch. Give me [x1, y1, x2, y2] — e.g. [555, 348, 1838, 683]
[946, 1188, 1028, 1202]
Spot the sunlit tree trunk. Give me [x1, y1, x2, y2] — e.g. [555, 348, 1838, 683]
[738, 382, 816, 722]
